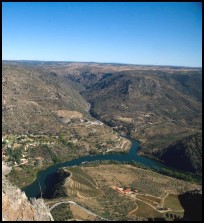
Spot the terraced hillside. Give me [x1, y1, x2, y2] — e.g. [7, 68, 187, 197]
[64, 167, 103, 198]
[56, 164, 200, 221]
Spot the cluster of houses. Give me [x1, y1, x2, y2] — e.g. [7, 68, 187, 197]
[2, 146, 7, 158]
[2, 136, 30, 165]
[2, 144, 29, 166]
[116, 187, 138, 195]
[2, 134, 54, 168]
[79, 118, 104, 126]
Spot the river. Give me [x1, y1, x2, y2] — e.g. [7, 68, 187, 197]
[22, 139, 170, 198]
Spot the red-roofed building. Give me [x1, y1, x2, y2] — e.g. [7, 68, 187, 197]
[116, 187, 124, 193]
[124, 188, 131, 194]
[2, 151, 6, 158]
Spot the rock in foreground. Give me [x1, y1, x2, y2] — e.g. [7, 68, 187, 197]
[2, 175, 52, 221]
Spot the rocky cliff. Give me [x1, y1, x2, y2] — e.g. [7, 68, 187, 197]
[2, 175, 52, 221]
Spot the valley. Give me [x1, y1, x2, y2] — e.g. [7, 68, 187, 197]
[2, 1, 202, 221]
[17, 61, 201, 174]
[2, 61, 202, 221]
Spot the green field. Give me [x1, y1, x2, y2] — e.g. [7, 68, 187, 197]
[164, 194, 184, 211]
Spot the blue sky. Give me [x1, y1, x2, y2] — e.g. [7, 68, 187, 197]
[2, 2, 202, 67]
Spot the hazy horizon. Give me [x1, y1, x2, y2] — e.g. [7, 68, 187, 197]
[3, 2, 202, 67]
[2, 59, 202, 68]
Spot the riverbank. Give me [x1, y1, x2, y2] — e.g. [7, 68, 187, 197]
[7, 154, 78, 189]
[82, 160, 202, 185]
[22, 137, 201, 200]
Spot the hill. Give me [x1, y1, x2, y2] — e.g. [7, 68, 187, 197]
[2, 61, 202, 174]
[2, 64, 90, 135]
[81, 69, 202, 173]
[152, 133, 202, 173]
[49, 163, 200, 221]
[2, 62, 131, 189]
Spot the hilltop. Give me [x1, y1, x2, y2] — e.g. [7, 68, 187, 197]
[81, 69, 202, 173]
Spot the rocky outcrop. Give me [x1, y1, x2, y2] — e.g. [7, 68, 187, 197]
[178, 189, 202, 221]
[2, 175, 52, 221]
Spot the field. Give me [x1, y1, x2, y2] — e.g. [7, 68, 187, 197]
[134, 199, 163, 220]
[54, 110, 83, 119]
[59, 164, 200, 221]
[69, 204, 97, 221]
[136, 194, 162, 206]
[115, 116, 133, 123]
[164, 194, 184, 211]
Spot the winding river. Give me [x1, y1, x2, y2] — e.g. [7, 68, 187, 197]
[23, 139, 170, 198]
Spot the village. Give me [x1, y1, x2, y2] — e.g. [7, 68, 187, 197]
[115, 186, 138, 194]
[2, 115, 131, 167]
[2, 134, 55, 167]
[112, 185, 172, 213]
[1, 115, 132, 180]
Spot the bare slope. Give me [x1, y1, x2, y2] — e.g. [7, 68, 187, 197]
[2, 64, 90, 134]
[82, 69, 202, 173]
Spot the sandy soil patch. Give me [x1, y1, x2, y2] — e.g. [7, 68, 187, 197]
[55, 110, 83, 119]
[115, 116, 133, 123]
